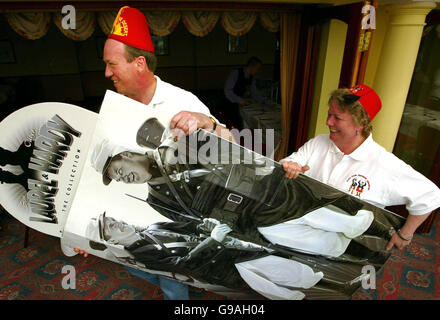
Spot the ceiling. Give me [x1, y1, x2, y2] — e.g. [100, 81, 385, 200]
[0, 0, 436, 13]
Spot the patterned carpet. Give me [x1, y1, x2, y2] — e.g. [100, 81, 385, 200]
[0, 211, 225, 300]
[0, 211, 439, 300]
[352, 211, 440, 300]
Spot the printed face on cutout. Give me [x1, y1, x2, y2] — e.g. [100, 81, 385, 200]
[102, 216, 140, 246]
[105, 152, 152, 184]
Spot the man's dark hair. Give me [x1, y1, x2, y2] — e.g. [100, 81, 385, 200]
[124, 45, 158, 73]
[247, 56, 262, 67]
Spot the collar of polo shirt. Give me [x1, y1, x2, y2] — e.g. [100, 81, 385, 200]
[148, 76, 165, 107]
[329, 133, 374, 161]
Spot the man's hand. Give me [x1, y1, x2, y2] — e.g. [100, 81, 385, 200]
[74, 248, 88, 258]
[170, 111, 212, 139]
[282, 161, 310, 179]
[170, 111, 235, 142]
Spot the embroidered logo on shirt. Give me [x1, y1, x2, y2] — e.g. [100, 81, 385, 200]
[346, 174, 370, 197]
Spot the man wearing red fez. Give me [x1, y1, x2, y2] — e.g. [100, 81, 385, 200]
[275, 84, 440, 254]
[103, 6, 231, 141]
[71, 6, 235, 300]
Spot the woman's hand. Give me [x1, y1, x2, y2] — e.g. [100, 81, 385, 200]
[282, 161, 310, 179]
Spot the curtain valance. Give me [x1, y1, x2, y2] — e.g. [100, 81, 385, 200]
[4, 10, 279, 40]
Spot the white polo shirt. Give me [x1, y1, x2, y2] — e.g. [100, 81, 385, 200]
[281, 134, 440, 216]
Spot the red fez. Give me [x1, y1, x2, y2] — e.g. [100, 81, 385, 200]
[349, 84, 382, 121]
[108, 6, 155, 53]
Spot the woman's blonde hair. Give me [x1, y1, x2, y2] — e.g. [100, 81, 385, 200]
[328, 88, 372, 138]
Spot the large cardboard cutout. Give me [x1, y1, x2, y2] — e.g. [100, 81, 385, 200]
[0, 102, 96, 237]
[0, 90, 406, 300]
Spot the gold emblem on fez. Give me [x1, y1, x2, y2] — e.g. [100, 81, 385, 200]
[112, 17, 128, 37]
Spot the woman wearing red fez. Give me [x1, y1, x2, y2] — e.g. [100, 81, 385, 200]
[276, 84, 440, 252]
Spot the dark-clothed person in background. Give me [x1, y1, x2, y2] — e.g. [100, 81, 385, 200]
[223, 57, 271, 129]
